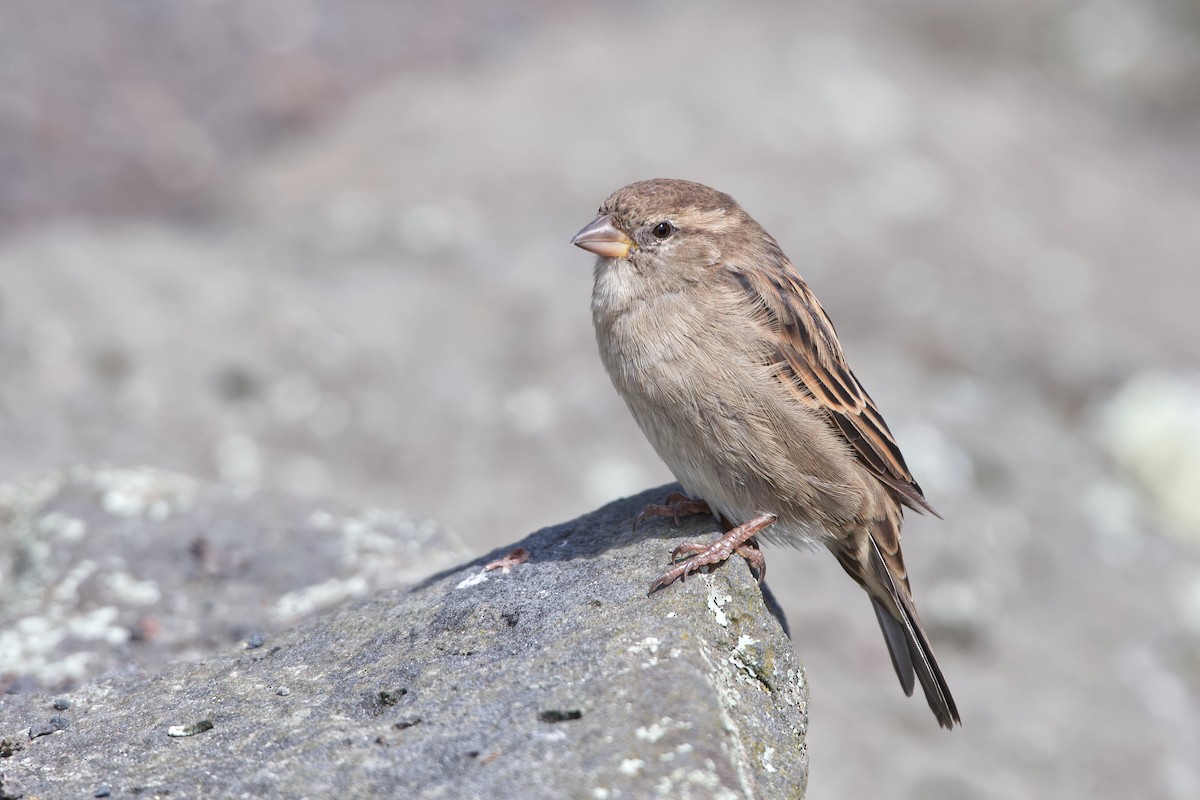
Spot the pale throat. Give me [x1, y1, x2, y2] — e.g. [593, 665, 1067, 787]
[590, 257, 644, 317]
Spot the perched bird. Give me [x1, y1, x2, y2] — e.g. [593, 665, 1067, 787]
[571, 179, 960, 728]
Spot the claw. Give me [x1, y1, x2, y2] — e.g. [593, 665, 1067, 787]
[736, 541, 766, 584]
[646, 513, 776, 596]
[631, 492, 712, 533]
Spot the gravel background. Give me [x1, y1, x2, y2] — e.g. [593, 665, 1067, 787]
[2, 1, 1199, 798]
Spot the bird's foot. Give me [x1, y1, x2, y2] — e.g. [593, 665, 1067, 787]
[632, 491, 712, 532]
[647, 512, 776, 595]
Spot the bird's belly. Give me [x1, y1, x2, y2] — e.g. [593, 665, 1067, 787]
[622, 389, 835, 551]
[596, 295, 845, 550]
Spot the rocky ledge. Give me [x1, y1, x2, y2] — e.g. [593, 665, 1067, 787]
[0, 470, 807, 799]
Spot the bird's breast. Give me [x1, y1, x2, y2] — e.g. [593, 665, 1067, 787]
[593, 285, 768, 518]
[591, 272, 859, 549]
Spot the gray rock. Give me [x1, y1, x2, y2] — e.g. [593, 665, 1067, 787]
[0, 484, 808, 799]
[0, 466, 471, 691]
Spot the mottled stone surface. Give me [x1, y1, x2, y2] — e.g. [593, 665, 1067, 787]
[0, 485, 808, 799]
[0, 466, 469, 691]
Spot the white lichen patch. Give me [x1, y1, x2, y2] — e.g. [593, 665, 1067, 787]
[729, 635, 767, 687]
[0, 614, 101, 687]
[639, 717, 693, 753]
[636, 721, 669, 743]
[0, 616, 62, 670]
[733, 634, 758, 654]
[707, 590, 732, 627]
[67, 605, 129, 645]
[618, 758, 644, 776]
[36, 510, 87, 542]
[102, 571, 162, 606]
[30, 651, 94, 687]
[653, 765, 739, 799]
[628, 636, 664, 668]
[628, 636, 661, 655]
[93, 467, 197, 520]
[761, 745, 777, 773]
[455, 571, 489, 589]
[270, 576, 368, 623]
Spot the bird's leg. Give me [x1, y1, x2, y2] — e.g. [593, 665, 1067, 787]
[670, 531, 768, 583]
[632, 491, 712, 532]
[734, 539, 766, 584]
[647, 513, 777, 596]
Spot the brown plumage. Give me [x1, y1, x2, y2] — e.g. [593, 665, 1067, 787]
[572, 178, 960, 728]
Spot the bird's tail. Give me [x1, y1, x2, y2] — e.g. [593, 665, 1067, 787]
[833, 531, 960, 729]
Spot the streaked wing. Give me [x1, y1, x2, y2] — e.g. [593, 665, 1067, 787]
[729, 265, 939, 517]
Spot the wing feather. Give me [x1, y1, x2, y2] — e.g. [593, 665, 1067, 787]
[730, 266, 939, 517]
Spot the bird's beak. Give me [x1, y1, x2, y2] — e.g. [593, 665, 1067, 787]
[571, 215, 634, 259]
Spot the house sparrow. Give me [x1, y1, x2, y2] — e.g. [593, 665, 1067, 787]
[571, 179, 960, 728]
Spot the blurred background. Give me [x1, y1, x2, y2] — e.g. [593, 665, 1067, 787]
[2, 0, 1199, 797]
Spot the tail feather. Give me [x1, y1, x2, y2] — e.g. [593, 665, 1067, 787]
[865, 536, 960, 729]
[871, 597, 915, 696]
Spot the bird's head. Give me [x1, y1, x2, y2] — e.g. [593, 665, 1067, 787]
[571, 179, 759, 291]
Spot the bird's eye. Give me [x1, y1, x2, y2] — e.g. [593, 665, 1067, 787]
[652, 221, 675, 239]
